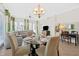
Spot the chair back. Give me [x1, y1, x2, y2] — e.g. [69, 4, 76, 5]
[44, 36, 59, 56]
[8, 32, 18, 55]
[61, 31, 69, 37]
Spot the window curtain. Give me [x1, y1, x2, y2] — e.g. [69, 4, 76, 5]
[36, 20, 39, 35]
[5, 9, 11, 32]
[11, 16, 15, 31]
[0, 9, 5, 45]
[24, 19, 27, 31]
[27, 19, 29, 31]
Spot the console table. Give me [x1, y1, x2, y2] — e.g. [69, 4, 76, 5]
[61, 31, 79, 46]
[69, 33, 78, 46]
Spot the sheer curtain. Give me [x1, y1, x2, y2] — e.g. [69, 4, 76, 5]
[0, 12, 5, 46]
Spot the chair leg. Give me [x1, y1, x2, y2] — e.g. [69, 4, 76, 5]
[57, 48, 59, 56]
[75, 38, 77, 46]
[57, 50, 59, 56]
[66, 36, 70, 44]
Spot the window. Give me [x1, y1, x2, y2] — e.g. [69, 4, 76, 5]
[15, 21, 24, 31]
[29, 21, 36, 33]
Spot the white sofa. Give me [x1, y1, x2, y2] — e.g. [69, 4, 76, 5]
[4, 31, 26, 49]
[4, 31, 35, 49]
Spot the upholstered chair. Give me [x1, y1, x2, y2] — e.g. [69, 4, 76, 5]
[8, 32, 30, 56]
[36, 36, 59, 56]
[44, 37, 59, 56]
[36, 45, 46, 56]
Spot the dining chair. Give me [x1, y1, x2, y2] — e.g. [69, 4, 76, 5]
[8, 32, 30, 56]
[44, 36, 59, 56]
[36, 45, 46, 56]
[36, 36, 59, 56]
[61, 31, 69, 42]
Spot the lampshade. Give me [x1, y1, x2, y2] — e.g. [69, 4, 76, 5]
[59, 24, 65, 30]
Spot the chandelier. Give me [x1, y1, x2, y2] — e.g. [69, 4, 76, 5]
[33, 4, 45, 18]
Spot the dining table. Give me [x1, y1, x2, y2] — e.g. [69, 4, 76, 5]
[22, 35, 51, 56]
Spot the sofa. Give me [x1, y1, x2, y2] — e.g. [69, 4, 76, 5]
[4, 30, 35, 49]
[4, 31, 27, 49]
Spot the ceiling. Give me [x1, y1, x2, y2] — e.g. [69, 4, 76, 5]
[3, 3, 79, 20]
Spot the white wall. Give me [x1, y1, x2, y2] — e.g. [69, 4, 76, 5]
[57, 8, 79, 32]
[39, 16, 56, 36]
[39, 7, 79, 36]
